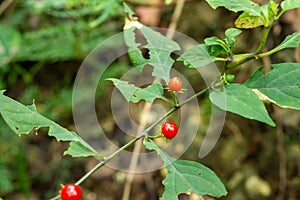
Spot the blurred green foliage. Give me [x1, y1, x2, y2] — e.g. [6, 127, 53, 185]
[0, 0, 127, 199]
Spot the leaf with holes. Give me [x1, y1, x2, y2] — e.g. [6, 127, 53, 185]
[209, 84, 275, 126]
[107, 78, 167, 103]
[244, 63, 300, 110]
[0, 90, 98, 157]
[205, 0, 261, 16]
[124, 19, 180, 83]
[144, 137, 227, 199]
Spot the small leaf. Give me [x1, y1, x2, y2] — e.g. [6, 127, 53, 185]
[281, 0, 300, 11]
[225, 28, 242, 50]
[235, 12, 264, 29]
[270, 32, 300, 52]
[107, 78, 166, 103]
[204, 37, 229, 56]
[209, 84, 275, 126]
[244, 63, 300, 109]
[0, 91, 98, 157]
[268, 0, 279, 16]
[225, 28, 242, 39]
[260, 1, 278, 23]
[178, 44, 218, 68]
[143, 138, 227, 199]
[205, 0, 261, 16]
[64, 141, 100, 158]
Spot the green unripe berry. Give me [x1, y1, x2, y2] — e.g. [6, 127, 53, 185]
[225, 74, 235, 83]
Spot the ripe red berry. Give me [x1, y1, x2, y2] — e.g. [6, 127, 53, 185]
[161, 122, 178, 139]
[60, 184, 82, 200]
[168, 77, 182, 92]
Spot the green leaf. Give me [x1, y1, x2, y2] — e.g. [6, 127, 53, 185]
[64, 141, 101, 158]
[178, 44, 218, 68]
[203, 28, 242, 56]
[204, 37, 229, 56]
[107, 78, 166, 103]
[123, 2, 135, 15]
[268, 0, 279, 16]
[209, 84, 275, 126]
[0, 91, 98, 157]
[244, 63, 300, 110]
[124, 20, 180, 83]
[235, 1, 278, 28]
[281, 0, 300, 11]
[225, 28, 242, 39]
[143, 138, 227, 199]
[205, 0, 261, 16]
[235, 12, 264, 28]
[269, 32, 300, 52]
[225, 28, 242, 49]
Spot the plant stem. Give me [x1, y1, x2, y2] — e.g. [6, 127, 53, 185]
[49, 84, 210, 199]
[255, 26, 272, 54]
[179, 86, 210, 107]
[49, 106, 179, 200]
[256, 47, 279, 58]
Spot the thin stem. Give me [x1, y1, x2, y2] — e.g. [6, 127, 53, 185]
[255, 26, 272, 54]
[275, 9, 286, 21]
[256, 47, 279, 58]
[49, 83, 210, 199]
[49, 106, 178, 200]
[179, 86, 210, 107]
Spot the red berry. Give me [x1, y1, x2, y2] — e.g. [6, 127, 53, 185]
[168, 77, 182, 92]
[161, 122, 178, 139]
[60, 184, 82, 200]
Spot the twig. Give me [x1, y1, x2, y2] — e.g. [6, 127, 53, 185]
[49, 106, 179, 200]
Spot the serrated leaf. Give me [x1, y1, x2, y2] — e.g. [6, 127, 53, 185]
[244, 63, 300, 109]
[281, 0, 300, 11]
[64, 141, 101, 158]
[209, 84, 275, 126]
[270, 32, 300, 52]
[0, 91, 98, 157]
[123, 20, 180, 83]
[107, 78, 166, 103]
[178, 44, 218, 68]
[143, 138, 227, 199]
[205, 0, 261, 16]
